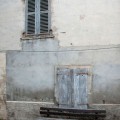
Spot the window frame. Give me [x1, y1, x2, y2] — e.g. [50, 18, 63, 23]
[25, 0, 51, 36]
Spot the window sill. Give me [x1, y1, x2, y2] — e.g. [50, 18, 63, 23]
[21, 33, 54, 41]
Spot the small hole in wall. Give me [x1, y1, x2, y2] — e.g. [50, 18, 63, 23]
[22, 32, 26, 37]
[103, 100, 105, 104]
[70, 43, 73, 45]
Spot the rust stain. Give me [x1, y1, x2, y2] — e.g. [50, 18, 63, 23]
[80, 15, 86, 20]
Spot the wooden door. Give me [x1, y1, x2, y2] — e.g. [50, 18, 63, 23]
[73, 68, 88, 109]
[56, 68, 72, 108]
[56, 66, 89, 109]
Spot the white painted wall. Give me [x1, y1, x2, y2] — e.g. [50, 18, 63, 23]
[51, 0, 120, 46]
[0, 0, 120, 49]
[0, 0, 25, 50]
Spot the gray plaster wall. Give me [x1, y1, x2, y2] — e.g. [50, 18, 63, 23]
[6, 39, 120, 104]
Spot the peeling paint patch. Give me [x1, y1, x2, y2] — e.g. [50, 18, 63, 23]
[80, 15, 86, 20]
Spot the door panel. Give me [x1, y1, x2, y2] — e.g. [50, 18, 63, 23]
[57, 68, 72, 108]
[73, 71, 88, 109]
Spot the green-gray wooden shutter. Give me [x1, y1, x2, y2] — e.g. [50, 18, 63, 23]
[73, 68, 88, 109]
[56, 67, 89, 109]
[27, 0, 35, 34]
[26, 0, 49, 34]
[40, 0, 49, 33]
[56, 68, 72, 108]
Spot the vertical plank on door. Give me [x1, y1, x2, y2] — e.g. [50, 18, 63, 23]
[57, 68, 72, 108]
[73, 68, 88, 109]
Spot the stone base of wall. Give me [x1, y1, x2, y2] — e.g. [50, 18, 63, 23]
[7, 101, 120, 120]
[90, 104, 120, 120]
[7, 101, 54, 120]
[0, 101, 7, 120]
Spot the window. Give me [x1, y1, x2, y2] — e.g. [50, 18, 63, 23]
[25, 0, 50, 35]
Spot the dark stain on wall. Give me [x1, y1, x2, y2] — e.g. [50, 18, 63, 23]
[21, 0, 25, 4]
[7, 87, 54, 102]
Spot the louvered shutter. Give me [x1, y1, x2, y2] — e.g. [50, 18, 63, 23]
[26, 0, 49, 35]
[27, 0, 35, 34]
[40, 0, 49, 33]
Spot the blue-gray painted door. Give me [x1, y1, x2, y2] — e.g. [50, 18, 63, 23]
[57, 68, 72, 108]
[56, 67, 88, 109]
[73, 68, 88, 109]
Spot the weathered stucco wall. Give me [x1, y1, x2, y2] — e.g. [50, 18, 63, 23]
[0, 0, 120, 119]
[51, 0, 120, 46]
[0, 0, 25, 50]
[6, 39, 120, 104]
[0, 53, 7, 119]
[0, 0, 120, 50]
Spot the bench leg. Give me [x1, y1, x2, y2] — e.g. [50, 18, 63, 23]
[47, 110, 49, 117]
[95, 117, 98, 120]
[95, 113, 98, 120]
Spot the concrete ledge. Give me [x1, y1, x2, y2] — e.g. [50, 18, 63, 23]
[6, 101, 120, 120]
